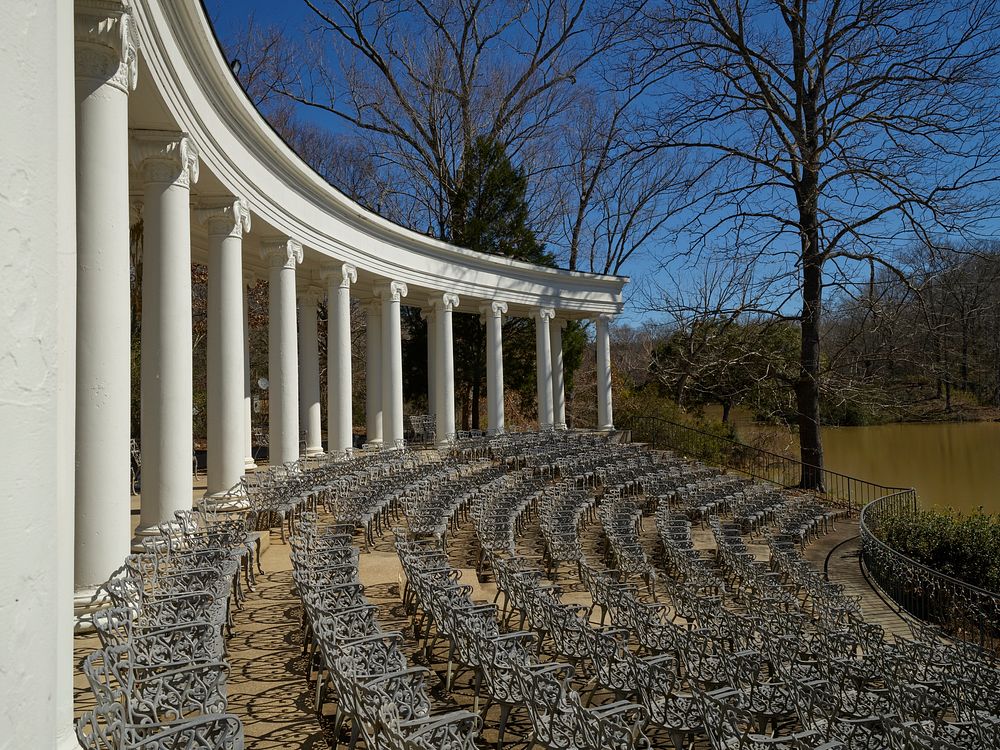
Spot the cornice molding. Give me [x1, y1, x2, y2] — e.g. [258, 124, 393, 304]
[130, 0, 628, 316]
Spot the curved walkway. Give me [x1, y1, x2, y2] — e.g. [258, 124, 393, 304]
[803, 518, 912, 639]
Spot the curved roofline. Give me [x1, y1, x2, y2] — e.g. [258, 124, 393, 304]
[132, 0, 628, 315]
[197, 0, 628, 287]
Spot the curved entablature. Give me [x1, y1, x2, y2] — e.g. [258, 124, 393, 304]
[129, 0, 628, 318]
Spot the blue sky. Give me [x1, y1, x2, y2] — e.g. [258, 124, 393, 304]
[199, 1, 1000, 331]
[201, 0, 663, 324]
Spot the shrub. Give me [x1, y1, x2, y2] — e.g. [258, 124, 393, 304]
[878, 507, 1000, 593]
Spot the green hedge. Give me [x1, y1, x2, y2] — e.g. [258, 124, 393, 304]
[879, 507, 1000, 593]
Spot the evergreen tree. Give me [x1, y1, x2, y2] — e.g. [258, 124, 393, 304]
[403, 137, 584, 429]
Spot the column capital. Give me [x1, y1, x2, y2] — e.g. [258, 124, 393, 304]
[375, 280, 408, 302]
[552, 317, 569, 330]
[536, 306, 556, 322]
[595, 313, 616, 325]
[261, 238, 303, 269]
[130, 130, 200, 188]
[480, 300, 508, 322]
[76, 0, 138, 93]
[243, 270, 258, 287]
[321, 263, 357, 290]
[430, 292, 460, 311]
[194, 197, 251, 239]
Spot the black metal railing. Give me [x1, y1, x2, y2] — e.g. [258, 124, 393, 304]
[620, 414, 903, 511]
[619, 413, 1000, 649]
[860, 492, 1000, 650]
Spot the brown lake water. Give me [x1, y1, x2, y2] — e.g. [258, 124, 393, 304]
[709, 405, 1000, 513]
[821, 422, 1000, 514]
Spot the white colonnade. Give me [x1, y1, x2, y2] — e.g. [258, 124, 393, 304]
[5, 0, 625, 741]
[297, 288, 323, 456]
[243, 272, 257, 469]
[133, 130, 199, 537]
[596, 313, 615, 431]
[379, 281, 408, 448]
[364, 301, 384, 446]
[433, 293, 460, 444]
[326, 263, 357, 457]
[263, 239, 303, 465]
[483, 302, 508, 434]
[535, 307, 556, 429]
[550, 316, 568, 430]
[199, 197, 251, 498]
[74, 0, 136, 600]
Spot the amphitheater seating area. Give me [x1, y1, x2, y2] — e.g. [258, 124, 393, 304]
[76, 431, 1000, 749]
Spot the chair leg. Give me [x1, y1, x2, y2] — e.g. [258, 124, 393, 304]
[496, 703, 512, 750]
[315, 670, 326, 713]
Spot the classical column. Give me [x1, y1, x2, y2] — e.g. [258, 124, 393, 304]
[378, 281, 408, 448]
[422, 306, 438, 418]
[297, 287, 323, 456]
[131, 130, 199, 536]
[364, 301, 383, 445]
[4, 0, 78, 742]
[262, 238, 303, 464]
[74, 0, 137, 606]
[196, 198, 251, 498]
[324, 264, 357, 457]
[550, 316, 568, 430]
[243, 273, 256, 469]
[481, 301, 507, 435]
[535, 307, 556, 429]
[596, 313, 615, 430]
[433, 293, 460, 444]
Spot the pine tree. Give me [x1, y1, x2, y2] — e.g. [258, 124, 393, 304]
[403, 137, 583, 429]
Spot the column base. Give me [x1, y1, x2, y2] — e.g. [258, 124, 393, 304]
[305, 446, 325, 457]
[201, 488, 250, 512]
[74, 585, 112, 633]
[131, 521, 181, 550]
[58, 727, 84, 750]
[244, 457, 257, 470]
[598, 424, 615, 432]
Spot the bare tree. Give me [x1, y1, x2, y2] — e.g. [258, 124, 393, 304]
[640, 0, 1000, 487]
[261, 0, 642, 243]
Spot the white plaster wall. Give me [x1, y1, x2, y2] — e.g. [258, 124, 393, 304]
[0, 0, 77, 747]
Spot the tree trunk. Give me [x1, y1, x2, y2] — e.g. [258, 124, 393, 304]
[721, 400, 732, 424]
[796, 189, 825, 491]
